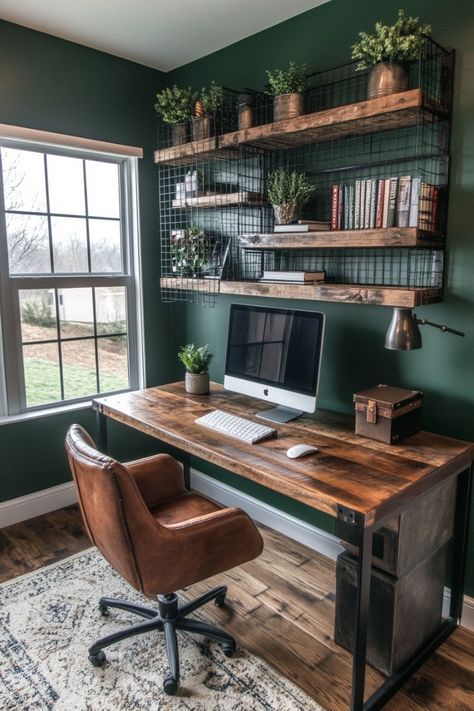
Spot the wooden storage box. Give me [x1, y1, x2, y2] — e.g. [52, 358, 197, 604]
[334, 545, 447, 675]
[354, 384, 422, 444]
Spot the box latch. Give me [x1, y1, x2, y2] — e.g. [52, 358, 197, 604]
[366, 399, 377, 424]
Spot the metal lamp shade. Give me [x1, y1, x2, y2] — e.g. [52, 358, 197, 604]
[385, 308, 422, 351]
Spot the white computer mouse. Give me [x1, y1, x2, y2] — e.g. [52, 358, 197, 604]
[286, 444, 319, 459]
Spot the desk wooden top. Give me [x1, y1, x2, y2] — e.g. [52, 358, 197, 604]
[94, 382, 473, 527]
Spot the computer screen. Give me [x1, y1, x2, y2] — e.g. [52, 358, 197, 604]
[224, 304, 325, 422]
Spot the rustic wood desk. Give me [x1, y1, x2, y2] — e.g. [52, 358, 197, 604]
[93, 382, 473, 711]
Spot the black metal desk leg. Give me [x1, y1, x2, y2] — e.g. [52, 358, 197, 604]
[96, 407, 108, 453]
[182, 452, 191, 490]
[350, 525, 373, 711]
[449, 465, 472, 622]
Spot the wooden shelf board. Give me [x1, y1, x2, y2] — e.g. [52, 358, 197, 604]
[239, 226, 444, 250]
[172, 191, 263, 209]
[160, 277, 442, 308]
[154, 90, 444, 165]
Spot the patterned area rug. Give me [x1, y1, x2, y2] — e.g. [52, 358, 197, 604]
[1, 549, 324, 710]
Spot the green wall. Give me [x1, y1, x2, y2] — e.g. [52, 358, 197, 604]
[168, 0, 474, 594]
[0, 20, 175, 500]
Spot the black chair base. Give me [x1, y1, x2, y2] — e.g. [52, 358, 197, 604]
[88, 585, 235, 695]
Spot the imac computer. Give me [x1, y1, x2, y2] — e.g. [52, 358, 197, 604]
[224, 304, 325, 423]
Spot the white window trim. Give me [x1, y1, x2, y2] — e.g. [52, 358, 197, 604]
[0, 127, 145, 419]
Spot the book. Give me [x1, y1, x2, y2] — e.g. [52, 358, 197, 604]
[260, 270, 325, 283]
[382, 177, 391, 227]
[369, 178, 377, 229]
[387, 177, 399, 228]
[375, 179, 385, 229]
[360, 180, 367, 229]
[418, 182, 436, 231]
[364, 179, 371, 229]
[344, 184, 350, 230]
[354, 180, 361, 230]
[274, 221, 330, 232]
[396, 176, 412, 227]
[348, 184, 355, 230]
[409, 177, 422, 227]
[331, 184, 339, 230]
[338, 184, 344, 231]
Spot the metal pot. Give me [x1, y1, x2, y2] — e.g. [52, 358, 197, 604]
[185, 371, 209, 395]
[273, 93, 304, 122]
[367, 62, 409, 100]
[171, 123, 190, 146]
[273, 203, 298, 225]
[191, 116, 214, 141]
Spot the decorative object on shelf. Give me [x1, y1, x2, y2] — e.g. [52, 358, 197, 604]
[351, 9, 431, 99]
[237, 92, 255, 130]
[384, 308, 465, 350]
[170, 227, 212, 277]
[266, 62, 307, 121]
[354, 384, 423, 445]
[178, 343, 213, 394]
[267, 168, 313, 224]
[155, 85, 195, 145]
[192, 82, 224, 141]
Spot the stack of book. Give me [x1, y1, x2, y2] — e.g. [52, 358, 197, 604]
[274, 220, 331, 233]
[330, 177, 439, 232]
[258, 270, 325, 284]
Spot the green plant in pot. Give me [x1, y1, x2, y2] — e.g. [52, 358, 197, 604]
[266, 62, 307, 121]
[193, 82, 224, 141]
[267, 168, 314, 225]
[351, 9, 431, 100]
[170, 227, 211, 277]
[178, 343, 213, 394]
[155, 85, 195, 145]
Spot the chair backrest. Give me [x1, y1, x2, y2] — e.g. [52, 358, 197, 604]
[65, 423, 157, 592]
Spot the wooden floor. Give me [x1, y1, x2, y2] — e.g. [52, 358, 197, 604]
[1, 506, 473, 710]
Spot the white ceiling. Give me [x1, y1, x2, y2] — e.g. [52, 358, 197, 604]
[0, 0, 330, 72]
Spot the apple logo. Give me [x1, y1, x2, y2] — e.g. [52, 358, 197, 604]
[263, 388, 269, 396]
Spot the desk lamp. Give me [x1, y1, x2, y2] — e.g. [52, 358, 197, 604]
[385, 307, 465, 350]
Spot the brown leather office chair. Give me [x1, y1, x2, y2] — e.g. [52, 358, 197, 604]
[65, 424, 263, 695]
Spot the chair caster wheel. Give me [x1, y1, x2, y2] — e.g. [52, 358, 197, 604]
[163, 675, 178, 695]
[214, 593, 226, 608]
[222, 642, 236, 658]
[99, 604, 109, 617]
[89, 650, 106, 667]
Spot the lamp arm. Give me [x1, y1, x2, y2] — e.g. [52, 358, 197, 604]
[416, 318, 465, 337]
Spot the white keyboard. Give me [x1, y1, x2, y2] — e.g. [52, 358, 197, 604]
[195, 409, 276, 444]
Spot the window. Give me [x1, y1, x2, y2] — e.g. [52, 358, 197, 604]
[0, 130, 143, 415]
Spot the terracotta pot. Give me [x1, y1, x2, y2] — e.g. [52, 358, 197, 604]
[367, 62, 409, 100]
[273, 93, 304, 122]
[191, 116, 214, 141]
[238, 104, 253, 130]
[171, 123, 190, 146]
[185, 371, 209, 395]
[273, 203, 298, 225]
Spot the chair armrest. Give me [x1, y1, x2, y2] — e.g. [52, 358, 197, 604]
[125, 454, 186, 509]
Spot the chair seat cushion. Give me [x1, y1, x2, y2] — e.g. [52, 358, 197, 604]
[150, 492, 221, 526]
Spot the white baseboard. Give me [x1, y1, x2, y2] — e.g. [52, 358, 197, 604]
[2, 469, 472, 631]
[190, 468, 474, 631]
[0, 481, 76, 528]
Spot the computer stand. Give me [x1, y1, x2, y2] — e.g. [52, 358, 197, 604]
[256, 406, 303, 423]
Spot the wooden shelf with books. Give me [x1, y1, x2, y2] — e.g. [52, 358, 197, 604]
[160, 277, 442, 308]
[154, 89, 444, 166]
[171, 191, 263, 209]
[238, 226, 444, 250]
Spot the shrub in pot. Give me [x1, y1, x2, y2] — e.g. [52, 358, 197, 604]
[267, 168, 314, 225]
[178, 343, 213, 394]
[266, 62, 307, 121]
[155, 85, 195, 145]
[170, 227, 211, 277]
[192, 82, 224, 141]
[351, 9, 431, 100]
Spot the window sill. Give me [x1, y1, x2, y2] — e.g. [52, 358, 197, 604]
[0, 400, 93, 426]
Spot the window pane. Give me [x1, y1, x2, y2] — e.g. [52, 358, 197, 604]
[98, 336, 129, 392]
[51, 217, 88, 272]
[6, 213, 50, 274]
[89, 219, 122, 272]
[24, 342, 61, 407]
[58, 288, 94, 338]
[20, 289, 57, 343]
[61, 339, 98, 400]
[86, 160, 120, 218]
[95, 287, 127, 335]
[1, 148, 47, 212]
[47, 155, 85, 215]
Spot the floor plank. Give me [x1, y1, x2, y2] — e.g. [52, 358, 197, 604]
[0, 505, 472, 710]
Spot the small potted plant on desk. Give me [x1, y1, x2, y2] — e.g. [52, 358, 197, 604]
[193, 82, 224, 141]
[178, 344, 213, 395]
[266, 61, 307, 121]
[267, 168, 314, 225]
[351, 9, 431, 100]
[155, 85, 195, 145]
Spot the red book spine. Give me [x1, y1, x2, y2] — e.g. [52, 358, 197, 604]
[430, 186, 439, 232]
[375, 179, 385, 229]
[331, 184, 339, 230]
